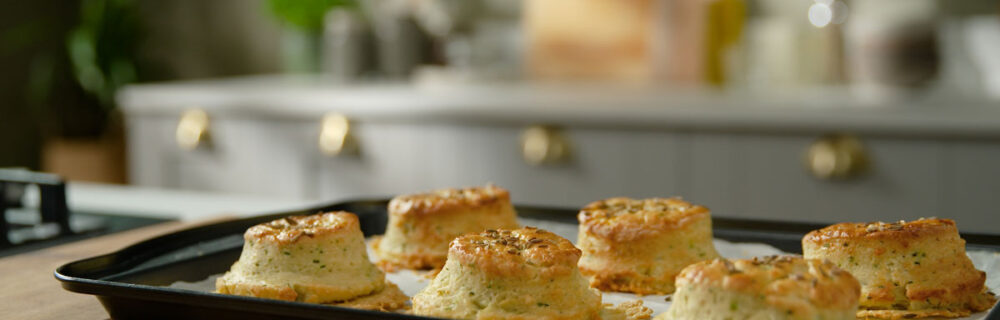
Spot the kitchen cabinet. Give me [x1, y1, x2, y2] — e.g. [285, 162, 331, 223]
[687, 134, 945, 222]
[128, 116, 313, 198]
[943, 141, 1000, 226]
[119, 76, 1000, 233]
[314, 124, 683, 205]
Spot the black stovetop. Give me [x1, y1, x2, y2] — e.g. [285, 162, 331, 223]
[0, 169, 173, 258]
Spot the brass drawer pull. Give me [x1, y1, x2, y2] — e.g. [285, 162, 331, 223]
[176, 108, 210, 150]
[805, 134, 869, 180]
[319, 113, 358, 156]
[521, 125, 571, 166]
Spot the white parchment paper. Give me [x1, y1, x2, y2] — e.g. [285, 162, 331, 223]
[171, 217, 999, 319]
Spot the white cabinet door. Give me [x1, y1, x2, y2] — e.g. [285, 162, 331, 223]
[128, 115, 313, 199]
[688, 133, 945, 225]
[942, 141, 1000, 234]
[316, 122, 440, 199]
[127, 116, 175, 187]
[131, 115, 998, 233]
[809, 138, 944, 224]
[316, 123, 684, 208]
[503, 127, 684, 207]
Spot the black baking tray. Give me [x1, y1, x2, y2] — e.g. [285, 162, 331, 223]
[56, 199, 1000, 320]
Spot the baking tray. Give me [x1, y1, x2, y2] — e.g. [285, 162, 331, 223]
[55, 199, 1000, 320]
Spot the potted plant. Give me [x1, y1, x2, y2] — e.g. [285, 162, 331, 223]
[267, 0, 357, 73]
[43, 0, 140, 183]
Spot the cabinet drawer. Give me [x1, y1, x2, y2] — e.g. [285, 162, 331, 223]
[942, 141, 1000, 234]
[130, 114, 997, 233]
[496, 126, 684, 207]
[317, 124, 684, 207]
[128, 115, 312, 199]
[689, 133, 944, 225]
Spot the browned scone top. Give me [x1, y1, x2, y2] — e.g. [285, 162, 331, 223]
[678, 256, 861, 314]
[802, 218, 956, 243]
[579, 197, 709, 242]
[244, 211, 358, 245]
[802, 218, 997, 319]
[449, 227, 581, 278]
[388, 184, 510, 217]
[413, 225, 642, 319]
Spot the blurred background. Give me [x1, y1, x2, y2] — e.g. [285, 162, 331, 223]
[2, 0, 1000, 237]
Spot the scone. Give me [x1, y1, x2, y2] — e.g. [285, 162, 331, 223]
[657, 255, 861, 320]
[412, 227, 651, 320]
[216, 212, 407, 310]
[577, 197, 720, 294]
[803, 218, 997, 319]
[373, 185, 520, 271]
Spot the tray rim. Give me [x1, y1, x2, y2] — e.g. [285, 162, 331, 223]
[56, 198, 429, 319]
[54, 198, 1000, 319]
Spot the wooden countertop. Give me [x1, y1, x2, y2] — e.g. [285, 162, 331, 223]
[0, 218, 231, 320]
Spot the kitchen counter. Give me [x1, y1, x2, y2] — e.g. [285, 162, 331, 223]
[0, 217, 232, 320]
[119, 75, 1000, 137]
[25, 182, 320, 221]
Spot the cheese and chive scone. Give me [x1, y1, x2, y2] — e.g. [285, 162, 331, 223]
[577, 197, 720, 295]
[656, 255, 861, 320]
[412, 227, 652, 320]
[216, 212, 407, 310]
[373, 185, 520, 271]
[803, 218, 997, 319]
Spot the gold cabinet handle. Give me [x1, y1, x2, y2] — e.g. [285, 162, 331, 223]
[176, 108, 210, 150]
[319, 113, 358, 156]
[520, 125, 571, 166]
[805, 134, 869, 180]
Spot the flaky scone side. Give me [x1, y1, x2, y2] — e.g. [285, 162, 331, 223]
[578, 197, 720, 295]
[216, 212, 406, 310]
[413, 227, 651, 320]
[803, 218, 997, 319]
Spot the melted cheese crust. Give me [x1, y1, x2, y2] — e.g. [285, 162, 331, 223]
[450, 227, 582, 278]
[388, 184, 511, 217]
[579, 197, 710, 242]
[245, 211, 357, 245]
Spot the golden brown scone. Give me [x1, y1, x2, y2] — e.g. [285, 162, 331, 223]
[803, 218, 997, 319]
[216, 212, 406, 310]
[412, 227, 651, 320]
[655, 256, 861, 320]
[373, 185, 519, 271]
[577, 197, 720, 295]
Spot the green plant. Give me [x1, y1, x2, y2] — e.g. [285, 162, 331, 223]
[267, 0, 356, 33]
[67, 0, 139, 109]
